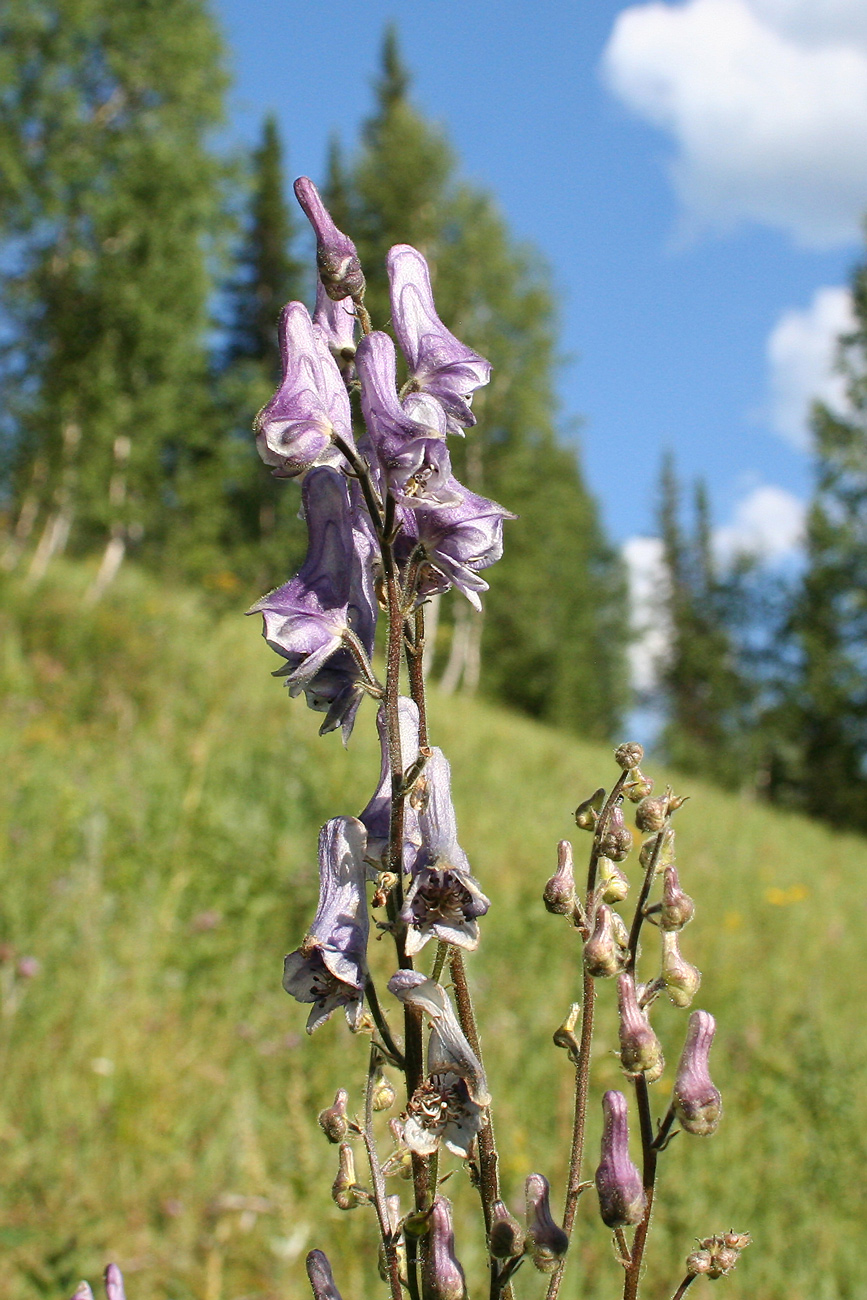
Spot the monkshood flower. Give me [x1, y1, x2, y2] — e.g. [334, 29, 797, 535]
[104, 1267, 125, 1300]
[672, 1009, 722, 1136]
[400, 748, 490, 954]
[422, 1196, 468, 1300]
[251, 467, 377, 741]
[294, 176, 365, 302]
[617, 971, 664, 1081]
[525, 1173, 569, 1272]
[312, 279, 358, 381]
[387, 244, 491, 435]
[358, 697, 422, 873]
[283, 817, 369, 1033]
[306, 1250, 344, 1300]
[595, 1090, 646, 1228]
[396, 483, 514, 611]
[388, 971, 489, 1156]
[355, 331, 462, 507]
[255, 302, 354, 478]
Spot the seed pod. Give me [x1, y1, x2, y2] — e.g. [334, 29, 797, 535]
[597, 805, 633, 862]
[634, 795, 669, 834]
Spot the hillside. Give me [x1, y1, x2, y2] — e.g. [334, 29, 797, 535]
[1, 564, 864, 1300]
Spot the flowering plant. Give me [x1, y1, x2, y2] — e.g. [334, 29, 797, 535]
[77, 179, 750, 1300]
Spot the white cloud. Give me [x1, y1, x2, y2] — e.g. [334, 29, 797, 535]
[623, 535, 669, 693]
[713, 484, 806, 560]
[766, 285, 855, 447]
[602, 0, 867, 246]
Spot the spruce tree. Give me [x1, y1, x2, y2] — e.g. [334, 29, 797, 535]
[219, 113, 308, 591]
[339, 29, 628, 736]
[656, 457, 753, 784]
[784, 263, 867, 830]
[0, 0, 229, 579]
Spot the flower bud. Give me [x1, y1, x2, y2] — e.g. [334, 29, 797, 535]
[624, 771, 654, 802]
[583, 904, 628, 978]
[575, 788, 605, 831]
[614, 742, 644, 770]
[331, 1142, 365, 1209]
[103, 1266, 125, 1300]
[552, 1002, 582, 1065]
[525, 1173, 568, 1272]
[660, 931, 701, 1007]
[294, 177, 365, 302]
[617, 973, 664, 1081]
[594, 1091, 646, 1227]
[639, 828, 675, 872]
[597, 805, 633, 862]
[318, 1088, 350, 1143]
[544, 840, 577, 915]
[422, 1196, 467, 1300]
[488, 1199, 525, 1259]
[692, 1233, 751, 1278]
[372, 1069, 396, 1112]
[634, 795, 669, 833]
[598, 856, 629, 903]
[673, 1010, 722, 1136]
[685, 1248, 713, 1277]
[306, 1249, 344, 1300]
[659, 864, 695, 930]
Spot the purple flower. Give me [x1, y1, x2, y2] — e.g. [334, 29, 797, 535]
[312, 279, 358, 382]
[422, 1197, 468, 1300]
[103, 1267, 125, 1300]
[250, 468, 377, 741]
[255, 302, 354, 478]
[388, 971, 488, 1156]
[387, 244, 491, 435]
[525, 1173, 569, 1272]
[358, 696, 423, 872]
[306, 1250, 344, 1300]
[673, 1010, 722, 1136]
[294, 176, 365, 301]
[283, 817, 369, 1033]
[595, 1091, 646, 1228]
[396, 483, 514, 611]
[399, 749, 489, 955]
[355, 331, 461, 507]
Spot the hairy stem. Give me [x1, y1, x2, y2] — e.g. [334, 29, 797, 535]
[449, 951, 500, 1229]
[363, 1046, 404, 1300]
[365, 977, 405, 1069]
[623, 1075, 658, 1300]
[670, 1277, 697, 1300]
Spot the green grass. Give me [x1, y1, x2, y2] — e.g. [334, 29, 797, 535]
[1, 563, 865, 1300]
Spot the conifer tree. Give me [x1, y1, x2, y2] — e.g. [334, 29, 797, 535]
[219, 113, 308, 591]
[336, 28, 628, 736]
[656, 458, 753, 785]
[782, 264, 867, 830]
[0, 0, 229, 579]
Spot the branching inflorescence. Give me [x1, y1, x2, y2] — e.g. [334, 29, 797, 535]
[76, 181, 751, 1300]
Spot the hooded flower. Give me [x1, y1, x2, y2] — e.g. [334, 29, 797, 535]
[387, 244, 491, 435]
[388, 970, 489, 1156]
[595, 1090, 646, 1228]
[251, 468, 377, 741]
[312, 279, 358, 381]
[422, 1197, 468, 1300]
[355, 331, 461, 507]
[358, 696, 423, 873]
[396, 483, 514, 611]
[399, 748, 489, 954]
[283, 817, 370, 1033]
[255, 302, 354, 477]
[295, 176, 365, 301]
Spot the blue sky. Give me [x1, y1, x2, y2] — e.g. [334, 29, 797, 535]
[213, 0, 867, 580]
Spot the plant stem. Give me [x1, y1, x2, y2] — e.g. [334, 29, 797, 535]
[363, 1045, 404, 1300]
[627, 823, 671, 972]
[586, 773, 629, 904]
[406, 606, 429, 746]
[622, 1075, 658, 1300]
[545, 967, 596, 1300]
[365, 977, 405, 1069]
[448, 951, 500, 1231]
[670, 1276, 697, 1300]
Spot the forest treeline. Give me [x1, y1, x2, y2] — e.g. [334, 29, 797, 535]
[0, 3, 864, 830]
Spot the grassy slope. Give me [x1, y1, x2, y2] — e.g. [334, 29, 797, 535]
[1, 564, 865, 1300]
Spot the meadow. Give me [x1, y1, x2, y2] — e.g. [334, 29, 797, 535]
[1, 563, 864, 1300]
